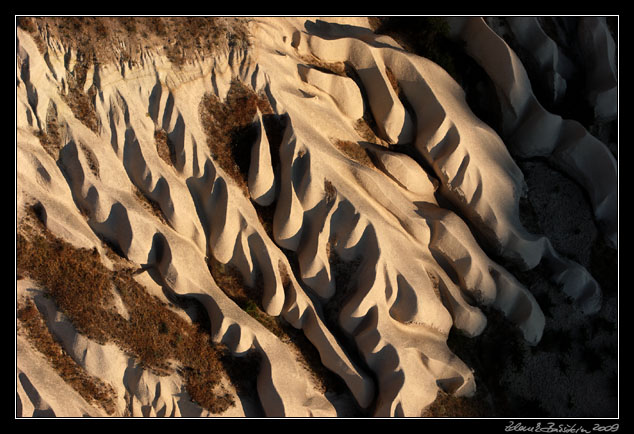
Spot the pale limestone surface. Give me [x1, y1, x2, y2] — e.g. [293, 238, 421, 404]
[16, 17, 616, 417]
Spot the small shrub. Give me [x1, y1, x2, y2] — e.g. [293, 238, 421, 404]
[324, 179, 337, 205]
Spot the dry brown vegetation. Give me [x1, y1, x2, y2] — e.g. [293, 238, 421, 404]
[324, 179, 337, 205]
[80, 142, 100, 178]
[61, 68, 99, 134]
[298, 53, 348, 77]
[36, 103, 63, 160]
[21, 17, 252, 147]
[207, 255, 347, 395]
[133, 186, 171, 227]
[19, 17, 251, 68]
[331, 138, 376, 169]
[353, 118, 388, 148]
[384, 66, 400, 95]
[199, 79, 272, 194]
[17, 297, 118, 415]
[16, 207, 235, 414]
[207, 256, 287, 340]
[155, 128, 176, 168]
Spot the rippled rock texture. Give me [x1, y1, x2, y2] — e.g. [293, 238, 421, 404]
[16, 16, 617, 417]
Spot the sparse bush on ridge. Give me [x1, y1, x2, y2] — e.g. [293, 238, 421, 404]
[80, 142, 100, 178]
[353, 118, 389, 148]
[384, 66, 400, 95]
[324, 179, 337, 205]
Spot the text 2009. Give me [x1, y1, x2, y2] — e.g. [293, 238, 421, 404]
[592, 425, 619, 432]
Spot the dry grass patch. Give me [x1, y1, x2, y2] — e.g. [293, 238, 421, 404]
[298, 53, 348, 77]
[21, 17, 251, 68]
[353, 118, 388, 148]
[207, 256, 268, 326]
[80, 142, 100, 178]
[36, 103, 63, 160]
[331, 138, 376, 169]
[154, 128, 176, 168]
[16, 211, 236, 414]
[62, 76, 99, 134]
[17, 297, 118, 415]
[22, 17, 252, 142]
[133, 186, 171, 227]
[208, 256, 347, 395]
[199, 79, 271, 195]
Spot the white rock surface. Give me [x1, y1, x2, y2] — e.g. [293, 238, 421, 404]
[16, 17, 615, 417]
